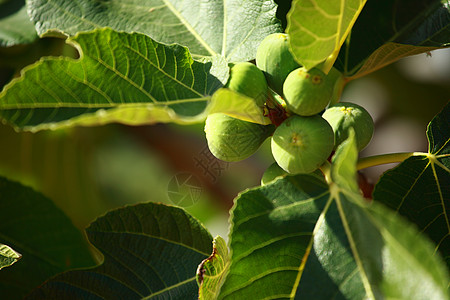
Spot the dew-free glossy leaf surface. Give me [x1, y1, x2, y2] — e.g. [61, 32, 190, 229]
[287, 0, 367, 70]
[0, 244, 21, 270]
[28, 0, 282, 62]
[336, 0, 450, 76]
[218, 133, 449, 299]
[27, 202, 213, 299]
[0, 28, 227, 131]
[197, 236, 230, 300]
[0, 176, 95, 299]
[373, 102, 450, 266]
[0, 0, 37, 46]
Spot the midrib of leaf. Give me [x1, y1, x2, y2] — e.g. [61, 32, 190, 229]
[335, 191, 376, 300]
[162, 0, 216, 56]
[142, 277, 196, 299]
[289, 193, 334, 299]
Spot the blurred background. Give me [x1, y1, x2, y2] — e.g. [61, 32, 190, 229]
[0, 34, 449, 242]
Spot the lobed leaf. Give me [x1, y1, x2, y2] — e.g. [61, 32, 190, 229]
[27, 202, 213, 299]
[287, 0, 367, 70]
[27, 0, 282, 62]
[0, 176, 95, 299]
[0, 28, 228, 131]
[373, 102, 450, 267]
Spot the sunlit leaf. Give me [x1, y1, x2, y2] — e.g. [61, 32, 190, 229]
[373, 102, 450, 266]
[0, 0, 37, 46]
[0, 244, 21, 270]
[28, 0, 282, 62]
[0, 176, 95, 299]
[287, 0, 367, 70]
[27, 202, 213, 299]
[197, 236, 230, 300]
[0, 28, 227, 131]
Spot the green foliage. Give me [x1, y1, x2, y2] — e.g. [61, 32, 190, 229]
[27, 202, 213, 299]
[0, 244, 21, 270]
[197, 236, 230, 300]
[0, 176, 95, 299]
[0, 0, 37, 46]
[373, 103, 450, 267]
[271, 115, 334, 174]
[27, 0, 282, 62]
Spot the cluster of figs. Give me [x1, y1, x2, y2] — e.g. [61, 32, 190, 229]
[205, 33, 374, 179]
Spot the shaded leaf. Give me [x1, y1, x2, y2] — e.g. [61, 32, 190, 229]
[373, 102, 450, 266]
[28, 0, 282, 62]
[197, 236, 230, 300]
[0, 28, 227, 131]
[0, 244, 21, 270]
[336, 0, 450, 76]
[287, 0, 367, 70]
[0, 0, 37, 46]
[27, 202, 213, 299]
[0, 176, 95, 299]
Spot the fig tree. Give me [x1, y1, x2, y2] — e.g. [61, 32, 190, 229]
[322, 102, 374, 151]
[225, 62, 268, 106]
[271, 115, 334, 174]
[205, 113, 274, 162]
[283, 67, 336, 116]
[256, 33, 300, 96]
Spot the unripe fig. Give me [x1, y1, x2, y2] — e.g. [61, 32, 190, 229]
[261, 162, 288, 185]
[225, 62, 268, 106]
[322, 102, 374, 151]
[205, 113, 274, 162]
[256, 33, 300, 96]
[271, 115, 334, 174]
[283, 67, 336, 116]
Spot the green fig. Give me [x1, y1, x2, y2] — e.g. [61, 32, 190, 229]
[225, 62, 268, 106]
[322, 102, 374, 151]
[256, 33, 300, 96]
[205, 113, 274, 162]
[261, 162, 288, 185]
[271, 115, 334, 174]
[283, 67, 336, 116]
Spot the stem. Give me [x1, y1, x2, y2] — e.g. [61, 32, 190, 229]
[321, 49, 340, 74]
[356, 152, 425, 170]
[319, 161, 332, 184]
